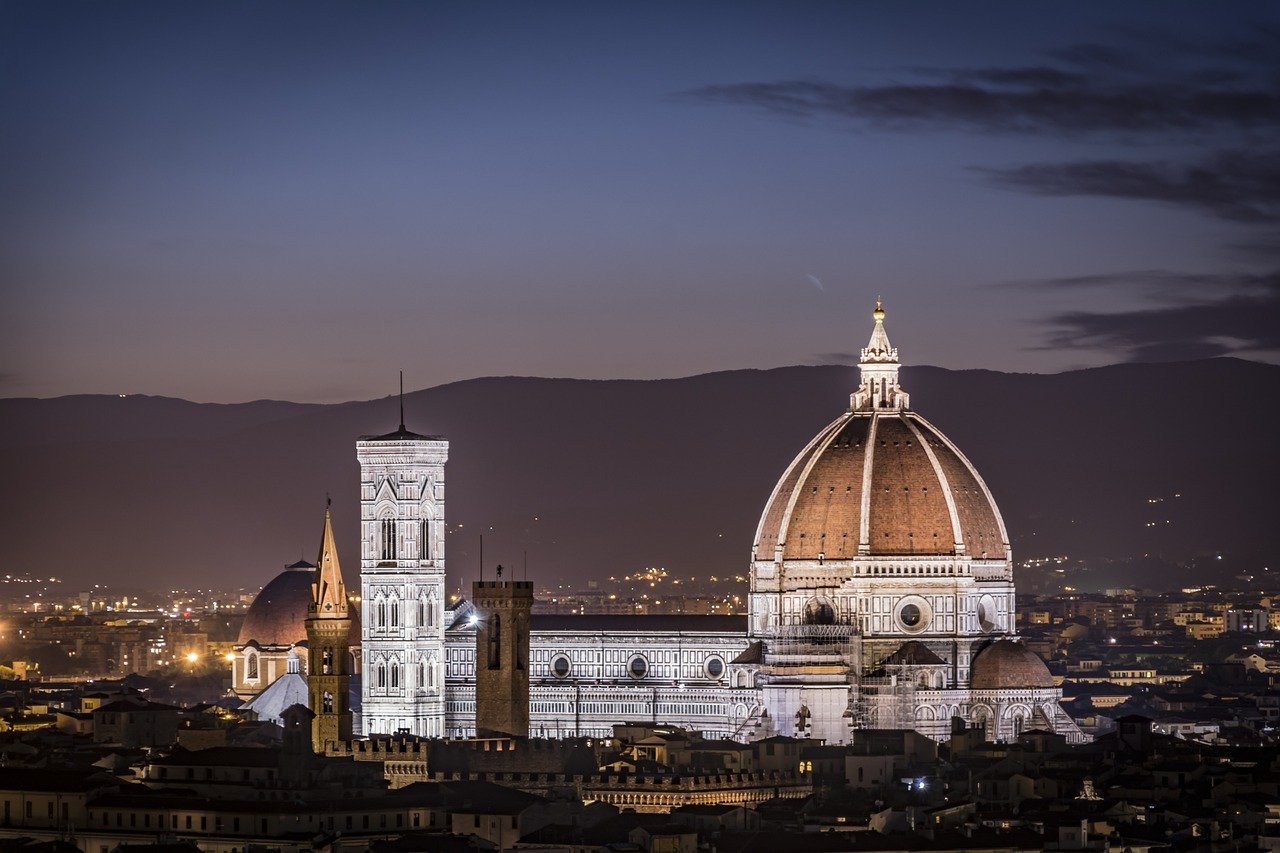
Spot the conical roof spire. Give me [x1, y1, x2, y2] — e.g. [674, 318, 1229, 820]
[861, 297, 897, 363]
[311, 500, 348, 617]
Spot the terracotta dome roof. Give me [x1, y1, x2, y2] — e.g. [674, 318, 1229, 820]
[753, 303, 1008, 564]
[970, 640, 1054, 690]
[753, 410, 1008, 561]
[237, 562, 360, 648]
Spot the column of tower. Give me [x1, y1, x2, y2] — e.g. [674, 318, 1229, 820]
[357, 411, 449, 737]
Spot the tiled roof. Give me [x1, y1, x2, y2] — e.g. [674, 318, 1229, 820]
[753, 410, 1008, 561]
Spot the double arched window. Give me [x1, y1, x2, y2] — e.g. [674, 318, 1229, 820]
[379, 518, 398, 560]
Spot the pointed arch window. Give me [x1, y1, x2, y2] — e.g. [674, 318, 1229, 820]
[377, 598, 388, 629]
[420, 520, 431, 560]
[390, 663, 400, 689]
[376, 661, 387, 689]
[379, 519, 398, 561]
[390, 598, 400, 627]
[417, 660, 425, 688]
[487, 614, 502, 669]
[417, 596, 426, 627]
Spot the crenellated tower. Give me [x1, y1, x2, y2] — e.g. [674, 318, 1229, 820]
[472, 575, 533, 738]
[305, 503, 353, 751]
[357, 398, 448, 737]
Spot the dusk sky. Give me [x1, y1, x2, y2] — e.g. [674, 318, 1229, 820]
[3, 3, 1277, 403]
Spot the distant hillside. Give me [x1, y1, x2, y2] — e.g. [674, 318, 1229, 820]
[1, 358, 1276, 592]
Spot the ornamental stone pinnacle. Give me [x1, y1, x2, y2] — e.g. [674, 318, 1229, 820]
[311, 505, 348, 617]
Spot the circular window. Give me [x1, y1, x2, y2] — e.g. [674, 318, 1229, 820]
[976, 594, 998, 633]
[628, 655, 648, 679]
[894, 596, 933, 634]
[706, 656, 725, 679]
[551, 655, 571, 678]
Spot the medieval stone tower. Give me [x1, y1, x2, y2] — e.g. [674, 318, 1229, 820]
[472, 576, 533, 738]
[305, 504, 353, 752]
[358, 407, 449, 737]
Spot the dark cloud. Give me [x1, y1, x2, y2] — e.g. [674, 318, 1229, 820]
[681, 28, 1280, 139]
[810, 352, 860, 365]
[1228, 235, 1280, 259]
[682, 77, 1279, 136]
[1032, 270, 1280, 361]
[978, 150, 1280, 222]
[1047, 43, 1135, 71]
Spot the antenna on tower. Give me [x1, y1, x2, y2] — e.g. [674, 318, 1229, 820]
[398, 370, 405, 431]
[479, 534, 484, 583]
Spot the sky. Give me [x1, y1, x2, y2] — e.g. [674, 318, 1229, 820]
[2, 2, 1277, 403]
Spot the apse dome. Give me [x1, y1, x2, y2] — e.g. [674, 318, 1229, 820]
[970, 639, 1055, 690]
[753, 303, 1009, 564]
[237, 560, 360, 648]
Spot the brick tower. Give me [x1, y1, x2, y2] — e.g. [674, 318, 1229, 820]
[306, 502, 353, 752]
[472, 573, 533, 738]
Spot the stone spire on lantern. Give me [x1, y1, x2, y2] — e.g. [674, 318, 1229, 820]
[851, 299, 910, 412]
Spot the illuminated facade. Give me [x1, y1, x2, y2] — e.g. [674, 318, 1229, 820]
[239, 305, 1083, 745]
[437, 305, 1084, 744]
[356, 421, 449, 737]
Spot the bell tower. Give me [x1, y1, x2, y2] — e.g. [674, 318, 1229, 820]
[357, 381, 449, 738]
[305, 502, 353, 752]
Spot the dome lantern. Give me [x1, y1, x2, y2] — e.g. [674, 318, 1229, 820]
[852, 300, 910, 412]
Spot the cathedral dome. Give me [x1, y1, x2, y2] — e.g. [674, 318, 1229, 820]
[237, 560, 359, 648]
[753, 305, 1008, 563]
[970, 640, 1054, 690]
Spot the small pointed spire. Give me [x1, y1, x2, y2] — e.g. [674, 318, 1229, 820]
[863, 299, 895, 362]
[312, 502, 348, 617]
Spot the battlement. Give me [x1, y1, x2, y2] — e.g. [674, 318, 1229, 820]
[326, 734, 600, 760]
[473, 580, 534, 595]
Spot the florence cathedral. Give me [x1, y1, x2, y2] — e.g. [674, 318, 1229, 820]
[231, 304, 1086, 746]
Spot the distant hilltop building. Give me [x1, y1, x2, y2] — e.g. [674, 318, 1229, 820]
[234, 303, 1084, 745]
